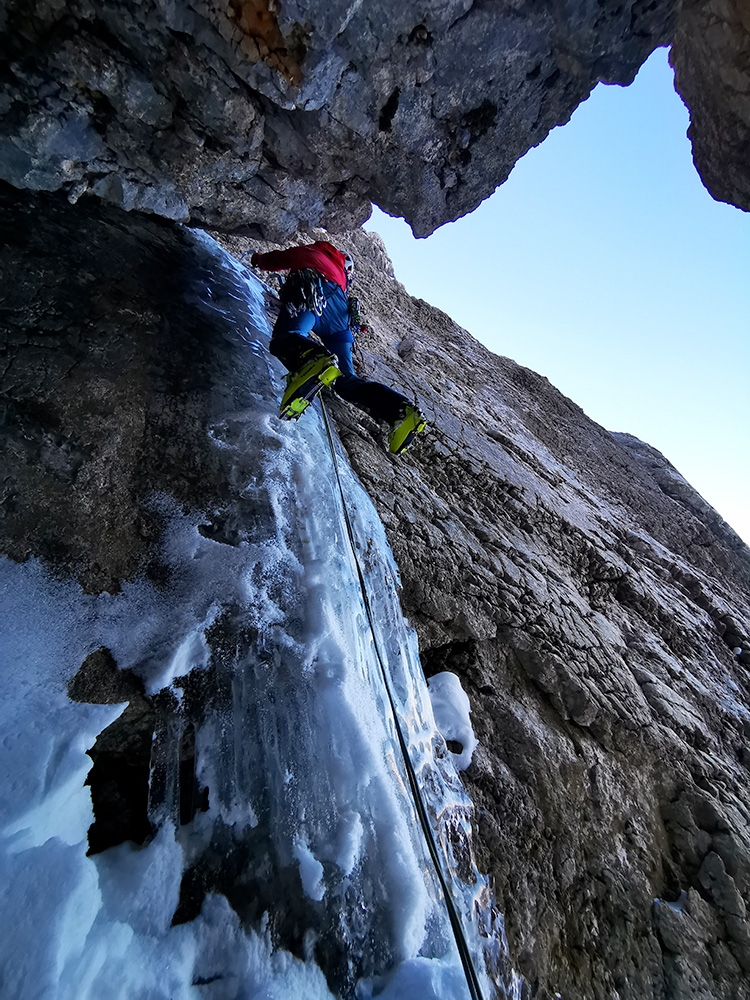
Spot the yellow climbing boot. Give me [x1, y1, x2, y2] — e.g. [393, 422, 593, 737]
[388, 404, 427, 454]
[280, 354, 341, 420]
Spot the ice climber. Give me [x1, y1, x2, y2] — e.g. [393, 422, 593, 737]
[250, 240, 426, 454]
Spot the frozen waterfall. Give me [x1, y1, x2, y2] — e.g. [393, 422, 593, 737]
[0, 232, 518, 999]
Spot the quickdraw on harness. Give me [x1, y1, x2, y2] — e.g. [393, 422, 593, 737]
[348, 295, 366, 337]
[280, 268, 327, 318]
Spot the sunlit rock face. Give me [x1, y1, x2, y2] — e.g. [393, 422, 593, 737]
[232, 225, 750, 1000]
[671, 0, 750, 213]
[0, 0, 679, 237]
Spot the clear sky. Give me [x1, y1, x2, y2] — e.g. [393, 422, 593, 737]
[364, 48, 750, 547]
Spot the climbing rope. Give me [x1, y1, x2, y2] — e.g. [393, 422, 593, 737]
[319, 397, 486, 1000]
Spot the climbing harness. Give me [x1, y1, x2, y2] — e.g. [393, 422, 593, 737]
[279, 267, 327, 318]
[319, 397, 486, 1000]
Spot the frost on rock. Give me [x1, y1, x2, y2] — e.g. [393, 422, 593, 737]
[0, 231, 518, 999]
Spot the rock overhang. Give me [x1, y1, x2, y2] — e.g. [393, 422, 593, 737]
[6, 0, 747, 240]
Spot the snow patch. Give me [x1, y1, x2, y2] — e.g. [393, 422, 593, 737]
[428, 672, 478, 770]
[144, 606, 216, 695]
[293, 835, 326, 901]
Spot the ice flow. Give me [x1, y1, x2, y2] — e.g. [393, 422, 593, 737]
[0, 232, 518, 999]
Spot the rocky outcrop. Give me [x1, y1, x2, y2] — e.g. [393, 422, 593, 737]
[231, 225, 750, 999]
[3, 1, 750, 231]
[0, 0, 711, 240]
[671, 0, 750, 213]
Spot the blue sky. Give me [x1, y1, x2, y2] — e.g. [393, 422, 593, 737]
[365, 49, 750, 546]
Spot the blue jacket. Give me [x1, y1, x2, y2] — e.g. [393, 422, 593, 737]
[313, 281, 354, 344]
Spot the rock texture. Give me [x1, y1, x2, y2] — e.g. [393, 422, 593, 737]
[0, 182, 240, 593]
[231, 225, 750, 999]
[0, 0, 700, 238]
[671, 0, 750, 213]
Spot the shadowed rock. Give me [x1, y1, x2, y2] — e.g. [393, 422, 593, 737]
[671, 0, 750, 213]
[2, 1, 749, 231]
[0, 0, 706, 239]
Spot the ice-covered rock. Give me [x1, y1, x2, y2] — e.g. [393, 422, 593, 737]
[3, 182, 750, 999]
[428, 672, 478, 771]
[0, 187, 516, 1000]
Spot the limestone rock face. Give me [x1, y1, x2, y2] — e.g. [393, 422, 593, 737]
[0, 183, 240, 593]
[235, 225, 750, 999]
[0, 0, 679, 237]
[671, 0, 750, 213]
